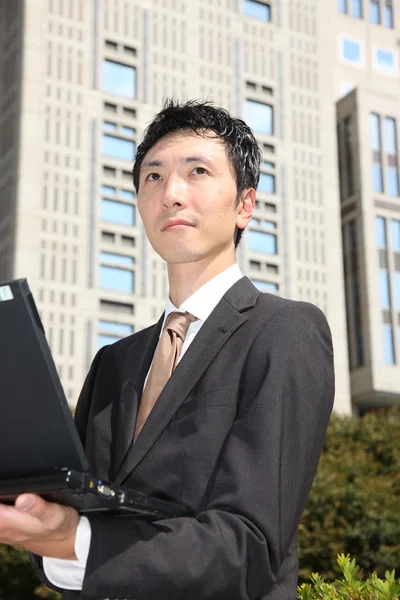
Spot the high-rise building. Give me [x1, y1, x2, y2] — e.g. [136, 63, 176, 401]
[1, 0, 397, 414]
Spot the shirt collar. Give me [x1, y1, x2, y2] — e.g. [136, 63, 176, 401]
[164, 264, 243, 323]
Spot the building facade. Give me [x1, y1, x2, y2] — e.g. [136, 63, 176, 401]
[5, 0, 397, 414]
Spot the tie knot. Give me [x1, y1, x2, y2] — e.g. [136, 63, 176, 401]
[164, 311, 197, 341]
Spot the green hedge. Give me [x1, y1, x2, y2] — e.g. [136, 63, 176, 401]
[0, 408, 399, 598]
[298, 554, 400, 599]
[298, 407, 400, 583]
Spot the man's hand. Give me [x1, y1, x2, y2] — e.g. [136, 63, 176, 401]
[0, 494, 79, 559]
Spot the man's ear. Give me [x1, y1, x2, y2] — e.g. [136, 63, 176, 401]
[236, 188, 256, 231]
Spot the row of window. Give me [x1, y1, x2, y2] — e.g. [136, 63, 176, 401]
[383, 324, 399, 364]
[376, 216, 400, 250]
[341, 36, 398, 75]
[244, 0, 271, 22]
[370, 114, 400, 197]
[338, 0, 394, 28]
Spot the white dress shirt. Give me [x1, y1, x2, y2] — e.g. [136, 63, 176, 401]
[43, 264, 243, 590]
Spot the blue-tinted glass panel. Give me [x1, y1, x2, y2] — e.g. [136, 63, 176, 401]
[103, 122, 117, 131]
[376, 216, 387, 248]
[384, 5, 394, 28]
[343, 38, 362, 62]
[351, 0, 362, 18]
[370, 0, 380, 23]
[387, 167, 399, 196]
[98, 334, 122, 349]
[98, 320, 133, 335]
[383, 325, 395, 364]
[394, 273, 400, 311]
[251, 279, 278, 292]
[244, 0, 271, 21]
[373, 164, 384, 192]
[121, 126, 136, 136]
[250, 218, 261, 226]
[101, 199, 135, 226]
[262, 161, 275, 169]
[102, 60, 136, 98]
[248, 230, 277, 254]
[384, 117, 397, 153]
[99, 266, 134, 292]
[244, 100, 273, 135]
[379, 269, 391, 309]
[101, 185, 116, 196]
[369, 113, 381, 150]
[120, 189, 135, 200]
[338, 0, 347, 13]
[100, 252, 135, 266]
[258, 172, 275, 193]
[102, 135, 136, 161]
[391, 220, 400, 251]
[265, 220, 277, 229]
[376, 48, 396, 72]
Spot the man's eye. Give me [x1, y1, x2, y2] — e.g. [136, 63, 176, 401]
[146, 172, 161, 181]
[193, 167, 208, 175]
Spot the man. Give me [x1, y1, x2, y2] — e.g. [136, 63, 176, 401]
[0, 100, 334, 599]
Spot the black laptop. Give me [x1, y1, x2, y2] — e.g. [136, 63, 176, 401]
[0, 278, 184, 519]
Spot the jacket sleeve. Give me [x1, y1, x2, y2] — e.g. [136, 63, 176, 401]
[81, 302, 335, 600]
[30, 346, 108, 592]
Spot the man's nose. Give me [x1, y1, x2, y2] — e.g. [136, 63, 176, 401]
[162, 174, 187, 208]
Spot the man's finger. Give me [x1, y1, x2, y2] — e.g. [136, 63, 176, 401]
[14, 494, 48, 518]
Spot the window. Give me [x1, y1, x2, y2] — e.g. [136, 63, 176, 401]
[243, 0, 271, 21]
[373, 164, 384, 193]
[99, 252, 135, 292]
[370, 0, 380, 23]
[392, 220, 400, 251]
[258, 172, 275, 194]
[101, 199, 135, 226]
[102, 60, 136, 98]
[383, 325, 395, 364]
[97, 321, 134, 350]
[387, 167, 399, 196]
[101, 185, 116, 196]
[394, 272, 400, 311]
[244, 100, 273, 135]
[342, 37, 363, 64]
[384, 4, 394, 28]
[250, 280, 278, 292]
[384, 117, 397, 154]
[351, 0, 362, 17]
[338, 0, 347, 13]
[102, 135, 135, 161]
[374, 48, 398, 75]
[99, 266, 134, 292]
[376, 216, 387, 248]
[379, 269, 391, 309]
[248, 230, 277, 254]
[120, 189, 135, 200]
[100, 252, 135, 266]
[121, 126, 136, 136]
[343, 117, 355, 196]
[103, 121, 117, 132]
[369, 113, 381, 150]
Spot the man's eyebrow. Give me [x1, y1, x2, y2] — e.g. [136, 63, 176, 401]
[141, 155, 214, 171]
[141, 159, 163, 170]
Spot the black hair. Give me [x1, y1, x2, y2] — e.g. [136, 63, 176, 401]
[132, 99, 262, 247]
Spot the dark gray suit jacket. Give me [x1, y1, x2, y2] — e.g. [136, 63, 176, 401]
[33, 277, 334, 599]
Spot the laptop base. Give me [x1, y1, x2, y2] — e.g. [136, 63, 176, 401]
[0, 470, 185, 519]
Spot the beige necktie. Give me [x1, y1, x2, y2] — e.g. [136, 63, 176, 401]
[134, 311, 197, 440]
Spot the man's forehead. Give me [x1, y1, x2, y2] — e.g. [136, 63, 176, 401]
[143, 130, 226, 160]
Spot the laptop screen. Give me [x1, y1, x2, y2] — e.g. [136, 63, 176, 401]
[0, 279, 88, 477]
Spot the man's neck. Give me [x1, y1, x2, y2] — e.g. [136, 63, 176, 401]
[167, 252, 236, 307]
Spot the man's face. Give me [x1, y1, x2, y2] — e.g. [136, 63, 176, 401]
[137, 131, 250, 265]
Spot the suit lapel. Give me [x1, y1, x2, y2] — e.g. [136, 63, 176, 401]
[111, 316, 163, 479]
[115, 277, 261, 484]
